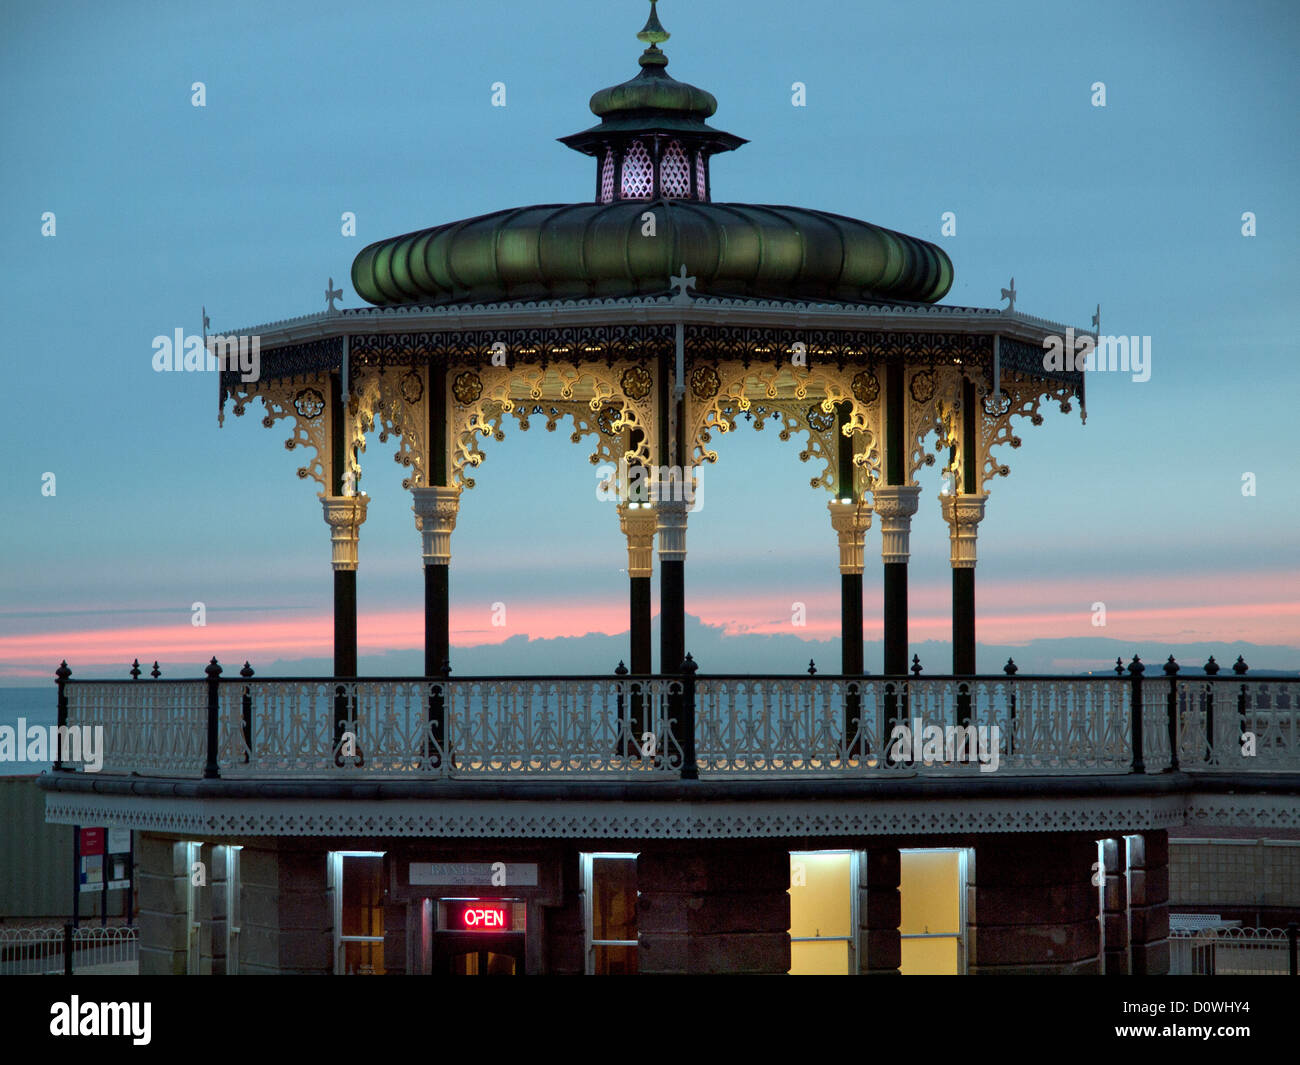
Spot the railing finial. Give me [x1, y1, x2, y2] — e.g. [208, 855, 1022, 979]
[1114, 657, 1125, 676]
[1163, 655, 1179, 676]
[910, 655, 923, 677]
[130, 658, 141, 680]
[1003, 657, 1018, 676]
[1232, 655, 1249, 675]
[151, 661, 161, 679]
[681, 653, 698, 676]
[55, 661, 71, 683]
[1203, 655, 1220, 676]
[807, 659, 817, 676]
[205, 657, 222, 679]
[1127, 654, 1145, 676]
[240, 661, 255, 679]
[614, 660, 629, 677]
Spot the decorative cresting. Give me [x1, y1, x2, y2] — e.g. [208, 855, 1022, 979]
[618, 502, 659, 578]
[450, 362, 656, 491]
[872, 485, 922, 564]
[939, 492, 989, 568]
[321, 495, 369, 571]
[688, 362, 882, 495]
[827, 499, 873, 575]
[410, 486, 461, 565]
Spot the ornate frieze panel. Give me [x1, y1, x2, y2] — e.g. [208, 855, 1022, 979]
[347, 324, 675, 370]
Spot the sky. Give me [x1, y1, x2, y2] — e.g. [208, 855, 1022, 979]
[1, 0, 1297, 683]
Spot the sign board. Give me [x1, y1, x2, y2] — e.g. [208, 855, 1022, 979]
[79, 827, 105, 856]
[410, 862, 538, 887]
[107, 828, 131, 854]
[79, 854, 103, 892]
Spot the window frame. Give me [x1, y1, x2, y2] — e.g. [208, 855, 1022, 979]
[329, 850, 386, 975]
[788, 849, 861, 974]
[581, 851, 639, 975]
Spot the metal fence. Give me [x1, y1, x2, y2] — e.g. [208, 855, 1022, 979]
[50, 660, 1300, 781]
[1169, 927, 1297, 976]
[0, 926, 139, 976]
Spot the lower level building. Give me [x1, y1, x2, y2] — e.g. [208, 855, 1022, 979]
[121, 828, 1173, 976]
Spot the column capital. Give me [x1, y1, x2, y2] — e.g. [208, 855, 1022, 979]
[618, 502, 658, 578]
[321, 494, 369, 571]
[411, 485, 461, 565]
[871, 484, 922, 564]
[657, 499, 688, 562]
[827, 499, 873, 575]
[940, 491, 989, 569]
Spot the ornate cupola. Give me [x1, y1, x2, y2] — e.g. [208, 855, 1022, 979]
[558, 1, 746, 203]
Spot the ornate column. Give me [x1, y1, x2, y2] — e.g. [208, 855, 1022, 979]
[941, 491, 987, 676]
[657, 498, 688, 674]
[321, 493, 368, 677]
[827, 499, 872, 676]
[618, 502, 657, 674]
[872, 484, 921, 676]
[411, 486, 460, 678]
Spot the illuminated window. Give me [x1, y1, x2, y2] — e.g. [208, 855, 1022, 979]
[582, 852, 638, 974]
[184, 842, 202, 975]
[600, 149, 615, 204]
[660, 141, 690, 198]
[330, 851, 386, 975]
[788, 850, 858, 974]
[899, 848, 968, 975]
[695, 151, 706, 200]
[620, 141, 654, 199]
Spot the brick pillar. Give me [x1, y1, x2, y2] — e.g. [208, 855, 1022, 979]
[970, 833, 1100, 974]
[638, 843, 790, 974]
[1100, 837, 1129, 975]
[1129, 831, 1170, 975]
[136, 834, 191, 976]
[210, 846, 230, 976]
[861, 847, 901, 974]
[543, 848, 585, 975]
[238, 842, 333, 974]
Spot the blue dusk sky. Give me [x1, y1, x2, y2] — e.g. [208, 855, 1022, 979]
[1, 0, 1297, 683]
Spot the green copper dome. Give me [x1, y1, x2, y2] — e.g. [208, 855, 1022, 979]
[351, 201, 953, 306]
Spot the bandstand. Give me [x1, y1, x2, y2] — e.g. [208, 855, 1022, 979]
[216, 2, 1083, 687]
[38, 4, 1300, 978]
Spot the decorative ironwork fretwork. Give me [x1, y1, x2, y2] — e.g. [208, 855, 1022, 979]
[688, 363, 882, 495]
[903, 364, 964, 484]
[976, 369, 1077, 490]
[685, 326, 994, 371]
[450, 363, 656, 491]
[223, 375, 341, 489]
[348, 324, 676, 371]
[351, 366, 430, 491]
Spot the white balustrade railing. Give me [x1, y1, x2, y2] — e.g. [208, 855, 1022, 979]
[215, 677, 684, 778]
[0, 926, 139, 975]
[52, 673, 1300, 781]
[694, 677, 1132, 775]
[1169, 927, 1294, 975]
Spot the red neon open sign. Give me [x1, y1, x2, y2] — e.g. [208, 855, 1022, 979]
[459, 905, 508, 930]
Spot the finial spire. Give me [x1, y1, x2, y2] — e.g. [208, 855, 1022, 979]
[637, 1, 670, 67]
